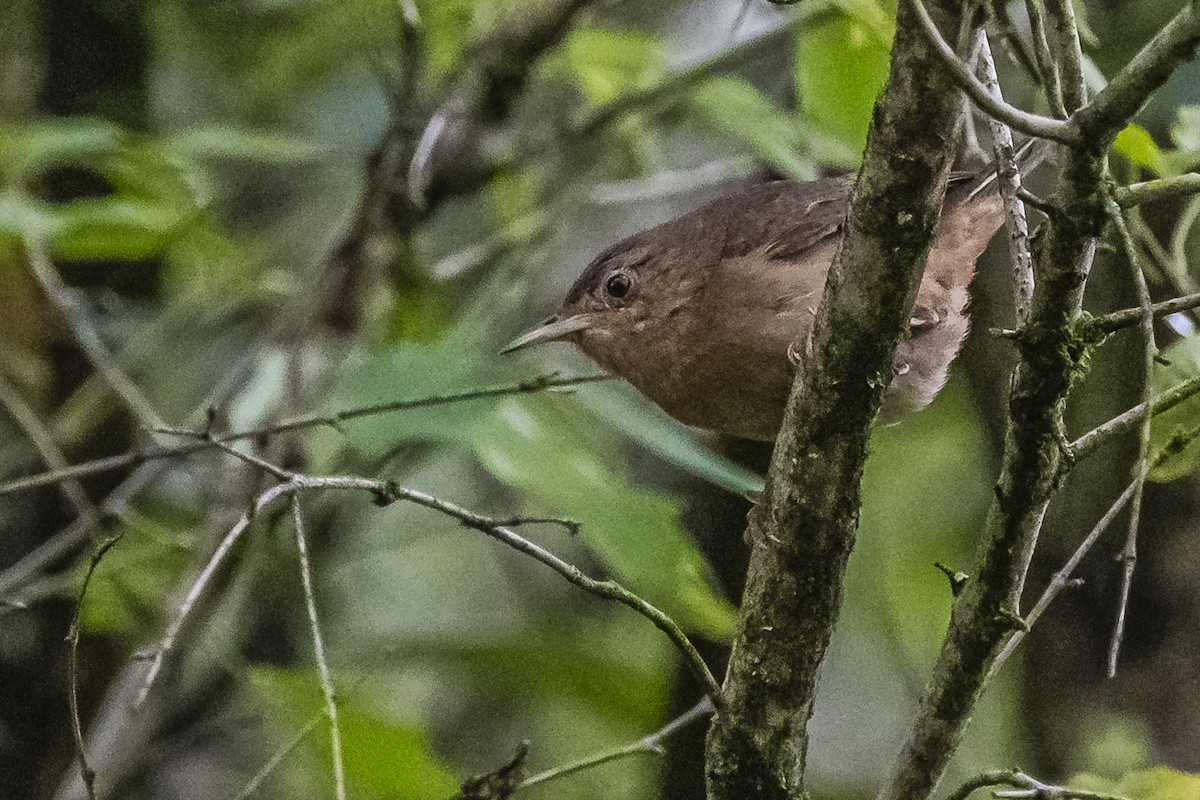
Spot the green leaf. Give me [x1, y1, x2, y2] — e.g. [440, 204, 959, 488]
[0, 118, 205, 260]
[78, 508, 196, 637]
[689, 76, 819, 180]
[416, 0, 476, 80]
[46, 197, 193, 260]
[580, 382, 762, 496]
[248, 667, 458, 800]
[1068, 767, 1200, 800]
[794, 4, 893, 154]
[1114, 124, 1167, 176]
[561, 27, 665, 107]
[472, 394, 736, 639]
[1149, 334, 1200, 482]
[166, 125, 323, 164]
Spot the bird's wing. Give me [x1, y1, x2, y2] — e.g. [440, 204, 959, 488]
[762, 169, 994, 264]
[762, 178, 851, 262]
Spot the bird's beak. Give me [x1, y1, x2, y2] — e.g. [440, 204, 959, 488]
[501, 313, 593, 354]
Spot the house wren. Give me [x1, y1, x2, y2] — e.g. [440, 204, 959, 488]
[505, 147, 1046, 441]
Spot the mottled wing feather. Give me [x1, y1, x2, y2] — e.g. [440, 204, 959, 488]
[763, 181, 851, 261]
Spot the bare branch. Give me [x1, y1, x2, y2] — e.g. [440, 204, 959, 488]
[1044, 0, 1088, 112]
[25, 240, 166, 429]
[135, 474, 722, 711]
[946, 770, 1024, 800]
[0, 374, 92, 517]
[0, 465, 156, 606]
[993, 472, 1137, 673]
[975, 29, 1037, 325]
[291, 497, 345, 800]
[907, 0, 1078, 144]
[882, 39, 1110, 796]
[0, 374, 612, 497]
[1106, 209, 1156, 677]
[1115, 173, 1200, 207]
[1069, 373, 1200, 462]
[231, 713, 324, 800]
[992, 413, 1200, 674]
[1069, 3, 1200, 145]
[1089, 290, 1200, 333]
[66, 530, 126, 800]
[1024, 0, 1067, 118]
[517, 697, 713, 792]
[949, 769, 1131, 800]
[135, 478, 303, 706]
[376, 480, 725, 708]
[708, 0, 973, 795]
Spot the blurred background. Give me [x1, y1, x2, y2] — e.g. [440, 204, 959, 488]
[1, 1, 1199, 798]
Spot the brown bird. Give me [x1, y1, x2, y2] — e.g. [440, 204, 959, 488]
[505, 147, 1046, 441]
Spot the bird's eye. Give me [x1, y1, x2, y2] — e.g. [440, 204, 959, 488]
[605, 272, 632, 298]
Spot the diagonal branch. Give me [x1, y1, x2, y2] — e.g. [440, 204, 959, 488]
[881, 5, 1200, 797]
[1044, 0, 1088, 112]
[517, 697, 714, 792]
[25, 240, 166, 430]
[134, 474, 722, 711]
[1068, 373, 1200, 461]
[290, 497, 346, 800]
[907, 0, 1078, 144]
[1114, 173, 1200, 208]
[0, 373, 611, 497]
[1105, 208, 1156, 677]
[1069, 2, 1200, 145]
[1089, 290, 1200, 333]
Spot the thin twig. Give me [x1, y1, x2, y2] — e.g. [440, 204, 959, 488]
[377, 480, 725, 709]
[1068, 373, 1200, 462]
[954, 3, 986, 160]
[517, 697, 714, 791]
[0, 374, 612, 497]
[66, 529, 127, 800]
[1115, 173, 1200, 208]
[1106, 209, 1156, 678]
[0, 464, 156, 605]
[1089, 291, 1200, 333]
[135, 474, 722, 711]
[1069, 3, 1200, 144]
[975, 29, 1036, 325]
[994, 4, 1045, 88]
[1024, 0, 1067, 118]
[906, 0, 1078, 144]
[946, 770, 1022, 800]
[492, 516, 582, 536]
[1044, 0, 1087, 112]
[231, 713, 324, 800]
[134, 478, 302, 706]
[993, 419, 1200, 673]
[154, 427, 293, 481]
[948, 769, 1131, 800]
[291, 497, 346, 800]
[992, 477, 1138, 674]
[0, 374, 93, 517]
[25, 240, 166, 429]
[1170, 196, 1200, 283]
